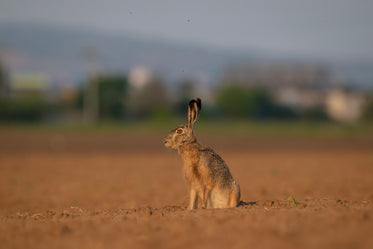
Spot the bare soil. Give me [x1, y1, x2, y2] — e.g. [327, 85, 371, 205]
[0, 130, 372, 249]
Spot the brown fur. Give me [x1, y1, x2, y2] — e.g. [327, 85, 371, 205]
[164, 98, 240, 209]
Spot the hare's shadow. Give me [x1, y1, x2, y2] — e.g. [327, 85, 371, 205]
[238, 201, 257, 207]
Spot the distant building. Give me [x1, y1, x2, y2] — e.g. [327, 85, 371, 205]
[221, 61, 331, 89]
[221, 61, 333, 110]
[220, 61, 369, 122]
[129, 66, 151, 89]
[326, 88, 366, 122]
[9, 73, 51, 97]
[274, 86, 326, 109]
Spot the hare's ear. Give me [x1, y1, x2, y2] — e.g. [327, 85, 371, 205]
[187, 98, 202, 127]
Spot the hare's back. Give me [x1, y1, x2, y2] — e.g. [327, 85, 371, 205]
[198, 146, 234, 184]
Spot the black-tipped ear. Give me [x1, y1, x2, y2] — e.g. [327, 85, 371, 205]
[196, 98, 201, 111]
[187, 98, 202, 127]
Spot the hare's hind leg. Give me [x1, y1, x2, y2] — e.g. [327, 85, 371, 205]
[228, 192, 239, 208]
[228, 182, 241, 208]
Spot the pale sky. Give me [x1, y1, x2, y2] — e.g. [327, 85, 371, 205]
[1, 0, 373, 61]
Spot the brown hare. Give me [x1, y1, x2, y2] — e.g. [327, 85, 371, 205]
[164, 98, 240, 209]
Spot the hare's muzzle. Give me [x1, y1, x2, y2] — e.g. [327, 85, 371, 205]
[164, 137, 174, 148]
[164, 138, 170, 146]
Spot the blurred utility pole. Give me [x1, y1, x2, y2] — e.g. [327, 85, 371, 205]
[83, 47, 99, 122]
[0, 59, 4, 96]
[0, 56, 9, 98]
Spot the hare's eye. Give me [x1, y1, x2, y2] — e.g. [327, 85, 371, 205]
[176, 129, 183, 134]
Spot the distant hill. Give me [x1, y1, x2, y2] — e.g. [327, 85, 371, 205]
[0, 22, 372, 89]
[0, 22, 255, 85]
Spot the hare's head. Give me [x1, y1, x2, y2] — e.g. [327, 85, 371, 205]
[164, 98, 201, 149]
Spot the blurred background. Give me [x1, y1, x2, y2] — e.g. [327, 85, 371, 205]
[0, 0, 372, 126]
[1, 2, 373, 248]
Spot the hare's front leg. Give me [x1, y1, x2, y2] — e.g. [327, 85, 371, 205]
[202, 187, 212, 208]
[188, 188, 198, 210]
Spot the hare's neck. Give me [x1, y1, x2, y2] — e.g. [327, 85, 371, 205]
[178, 142, 200, 162]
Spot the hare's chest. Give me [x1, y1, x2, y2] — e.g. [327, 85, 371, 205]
[183, 160, 212, 187]
[183, 161, 198, 181]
